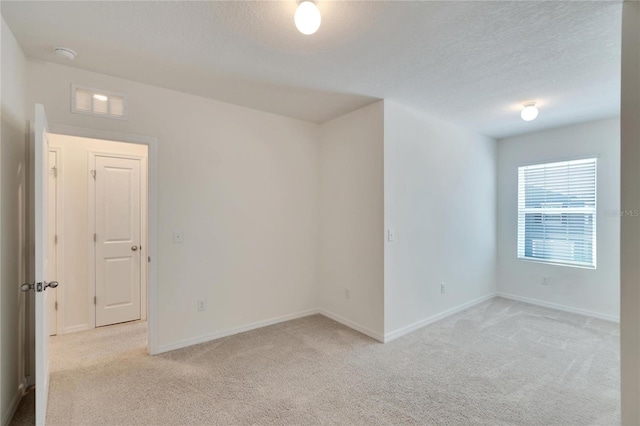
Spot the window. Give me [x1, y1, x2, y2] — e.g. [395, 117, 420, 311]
[517, 158, 597, 268]
[71, 84, 127, 120]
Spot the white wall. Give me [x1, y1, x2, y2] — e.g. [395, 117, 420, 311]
[27, 60, 321, 351]
[318, 101, 385, 340]
[47, 134, 148, 334]
[383, 101, 497, 338]
[497, 118, 620, 321]
[620, 2, 640, 423]
[0, 16, 28, 425]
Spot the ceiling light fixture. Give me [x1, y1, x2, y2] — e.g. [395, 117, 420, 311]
[521, 103, 539, 121]
[295, 1, 321, 35]
[54, 47, 77, 60]
[93, 94, 108, 102]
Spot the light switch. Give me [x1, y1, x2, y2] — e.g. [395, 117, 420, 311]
[173, 230, 183, 243]
[387, 229, 395, 242]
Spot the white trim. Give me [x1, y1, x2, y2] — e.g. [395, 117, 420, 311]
[88, 151, 96, 330]
[319, 308, 385, 342]
[48, 124, 159, 354]
[50, 125, 152, 146]
[156, 309, 321, 354]
[2, 382, 25, 426]
[140, 155, 148, 321]
[384, 293, 497, 343]
[62, 323, 92, 334]
[516, 153, 601, 169]
[497, 292, 620, 323]
[516, 257, 597, 270]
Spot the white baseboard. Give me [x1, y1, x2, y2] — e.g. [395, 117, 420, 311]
[318, 308, 385, 342]
[2, 382, 25, 426]
[156, 296, 499, 353]
[156, 308, 320, 354]
[496, 292, 620, 323]
[62, 323, 92, 335]
[384, 292, 497, 343]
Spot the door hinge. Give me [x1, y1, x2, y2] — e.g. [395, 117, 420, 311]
[94, 233, 97, 242]
[52, 166, 58, 178]
[94, 296, 97, 305]
[148, 256, 151, 263]
[54, 234, 58, 244]
[91, 169, 96, 179]
[55, 301, 58, 310]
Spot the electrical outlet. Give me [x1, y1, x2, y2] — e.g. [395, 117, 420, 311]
[441, 282, 446, 294]
[541, 277, 550, 285]
[345, 288, 351, 299]
[197, 299, 206, 312]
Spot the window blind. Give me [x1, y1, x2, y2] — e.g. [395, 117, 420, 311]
[517, 158, 597, 268]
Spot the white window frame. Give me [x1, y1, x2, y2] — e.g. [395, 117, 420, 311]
[517, 157, 597, 269]
[71, 84, 128, 120]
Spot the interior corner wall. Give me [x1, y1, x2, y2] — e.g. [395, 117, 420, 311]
[383, 101, 497, 338]
[1, 16, 28, 425]
[497, 118, 620, 321]
[26, 60, 321, 351]
[620, 1, 640, 423]
[318, 100, 385, 341]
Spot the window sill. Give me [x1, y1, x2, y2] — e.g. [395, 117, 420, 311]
[517, 257, 596, 270]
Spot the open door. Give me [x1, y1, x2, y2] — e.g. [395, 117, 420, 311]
[33, 104, 56, 425]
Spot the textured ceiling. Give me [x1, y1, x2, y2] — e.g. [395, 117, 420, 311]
[2, 1, 622, 138]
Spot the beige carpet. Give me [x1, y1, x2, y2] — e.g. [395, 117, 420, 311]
[9, 387, 34, 426]
[31, 297, 620, 425]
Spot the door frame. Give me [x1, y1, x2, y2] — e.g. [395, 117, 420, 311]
[88, 150, 148, 328]
[48, 124, 159, 355]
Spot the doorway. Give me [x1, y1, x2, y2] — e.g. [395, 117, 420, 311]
[27, 105, 159, 425]
[46, 133, 149, 335]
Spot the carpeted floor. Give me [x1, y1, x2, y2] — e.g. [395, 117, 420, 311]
[9, 387, 34, 426]
[16, 297, 621, 425]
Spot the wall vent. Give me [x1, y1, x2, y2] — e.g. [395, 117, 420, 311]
[71, 84, 127, 120]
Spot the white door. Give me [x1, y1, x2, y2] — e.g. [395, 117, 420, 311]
[47, 150, 58, 336]
[95, 155, 142, 327]
[34, 103, 54, 425]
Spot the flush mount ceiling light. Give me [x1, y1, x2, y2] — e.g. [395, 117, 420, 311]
[295, 1, 321, 35]
[521, 102, 539, 121]
[54, 47, 77, 60]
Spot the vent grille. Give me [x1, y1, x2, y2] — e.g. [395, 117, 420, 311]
[71, 84, 127, 120]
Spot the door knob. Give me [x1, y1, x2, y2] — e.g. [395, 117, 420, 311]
[131, 245, 139, 251]
[20, 281, 58, 292]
